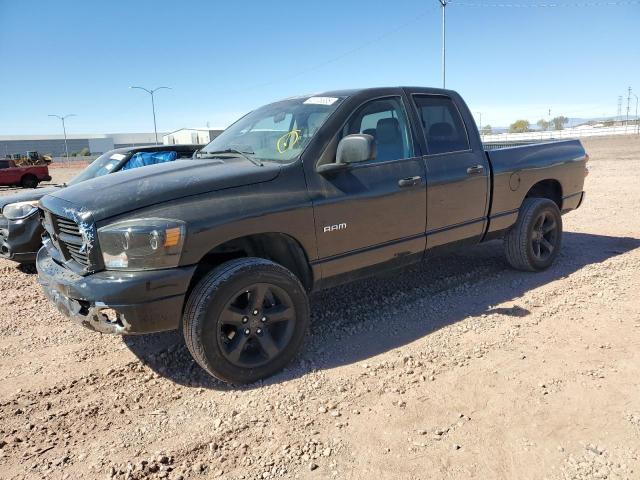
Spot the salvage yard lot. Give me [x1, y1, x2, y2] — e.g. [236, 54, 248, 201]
[0, 135, 639, 479]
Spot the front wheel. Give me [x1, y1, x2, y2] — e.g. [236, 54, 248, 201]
[182, 258, 310, 384]
[504, 198, 562, 271]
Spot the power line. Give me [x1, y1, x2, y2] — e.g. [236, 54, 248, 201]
[452, 0, 639, 6]
[227, 9, 434, 95]
[226, 0, 634, 95]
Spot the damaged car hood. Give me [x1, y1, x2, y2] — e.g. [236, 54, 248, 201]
[42, 158, 281, 222]
[0, 186, 59, 210]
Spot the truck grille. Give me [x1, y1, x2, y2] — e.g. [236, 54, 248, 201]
[49, 214, 91, 267]
[42, 211, 91, 270]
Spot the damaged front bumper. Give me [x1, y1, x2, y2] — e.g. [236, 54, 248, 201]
[36, 247, 196, 334]
[0, 214, 43, 263]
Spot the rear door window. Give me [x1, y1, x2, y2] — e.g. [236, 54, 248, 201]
[412, 95, 470, 155]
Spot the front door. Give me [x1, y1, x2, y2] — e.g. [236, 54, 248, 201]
[308, 96, 427, 279]
[410, 94, 490, 248]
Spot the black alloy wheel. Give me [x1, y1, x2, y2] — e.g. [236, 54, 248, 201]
[530, 210, 558, 262]
[504, 197, 563, 271]
[217, 283, 296, 368]
[183, 258, 310, 384]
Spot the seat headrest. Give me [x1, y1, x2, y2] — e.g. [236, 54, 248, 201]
[429, 122, 454, 138]
[376, 118, 401, 143]
[362, 128, 377, 139]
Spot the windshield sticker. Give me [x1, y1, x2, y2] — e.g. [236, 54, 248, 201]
[304, 97, 339, 106]
[277, 130, 302, 153]
[110, 153, 126, 161]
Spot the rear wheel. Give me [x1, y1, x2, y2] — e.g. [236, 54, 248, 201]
[21, 175, 38, 189]
[504, 198, 562, 271]
[182, 258, 309, 384]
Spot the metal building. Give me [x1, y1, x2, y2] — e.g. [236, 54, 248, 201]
[0, 132, 166, 157]
[162, 128, 224, 146]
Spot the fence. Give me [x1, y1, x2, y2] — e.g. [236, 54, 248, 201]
[481, 124, 640, 143]
[48, 156, 96, 168]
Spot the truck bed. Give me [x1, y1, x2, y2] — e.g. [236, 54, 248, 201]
[484, 139, 587, 234]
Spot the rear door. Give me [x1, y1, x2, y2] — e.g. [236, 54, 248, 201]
[308, 95, 427, 278]
[409, 93, 490, 248]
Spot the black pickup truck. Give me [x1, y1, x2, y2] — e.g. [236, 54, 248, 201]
[36, 87, 587, 384]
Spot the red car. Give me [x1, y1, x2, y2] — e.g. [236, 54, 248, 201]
[0, 159, 51, 188]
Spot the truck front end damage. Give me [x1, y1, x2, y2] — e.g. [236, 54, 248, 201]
[35, 195, 195, 335]
[36, 243, 195, 334]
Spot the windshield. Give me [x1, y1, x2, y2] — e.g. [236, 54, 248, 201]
[200, 96, 345, 163]
[66, 151, 129, 186]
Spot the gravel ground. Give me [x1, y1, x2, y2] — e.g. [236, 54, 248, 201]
[0, 135, 639, 480]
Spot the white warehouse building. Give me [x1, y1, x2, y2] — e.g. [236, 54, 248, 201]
[162, 128, 224, 146]
[0, 132, 165, 157]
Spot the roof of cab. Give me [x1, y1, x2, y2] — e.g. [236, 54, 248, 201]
[284, 86, 457, 101]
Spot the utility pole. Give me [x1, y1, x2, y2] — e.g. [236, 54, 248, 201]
[477, 112, 482, 136]
[438, 0, 449, 88]
[617, 96, 623, 123]
[627, 86, 632, 127]
[48, 114, 76, 163]
[130, 86, 171, 144]
[631, 90, 639, 135]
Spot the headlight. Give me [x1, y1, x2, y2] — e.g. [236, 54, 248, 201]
[98, 218, 186, 270]
[2, 201, 39, 220]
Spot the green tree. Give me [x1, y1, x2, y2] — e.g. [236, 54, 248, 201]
[537, 119, 550, 131]
[551, 116, 569, 130]
[509, 120, 530, 133]
[481, 124, 492, 135]
[79, 147, 91, 156]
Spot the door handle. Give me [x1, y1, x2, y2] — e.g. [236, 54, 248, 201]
[398, 176, 422, 187]
[466, 164, 485, 176]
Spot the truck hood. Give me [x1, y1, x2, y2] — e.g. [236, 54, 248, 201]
[43, 158, 281, 222]
[0, 186, 59, 210]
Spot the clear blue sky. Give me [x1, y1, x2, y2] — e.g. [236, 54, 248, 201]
[0, 0, 638, 134]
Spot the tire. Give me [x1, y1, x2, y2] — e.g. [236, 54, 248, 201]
[504, 198, 562, 272]
[21, 175, 38, 189]
[182, 258, 310, 384]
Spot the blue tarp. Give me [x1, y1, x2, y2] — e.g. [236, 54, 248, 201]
[120, 151, 178, 171]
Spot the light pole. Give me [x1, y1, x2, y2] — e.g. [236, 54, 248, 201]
[130, 86, 171, 144]
[477, 111, 482, 137]
[438, 0, 449, 88]
[48, 114, 76, 163]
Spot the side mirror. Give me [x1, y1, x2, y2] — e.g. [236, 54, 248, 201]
[317, 134, 376, 176]
[337, 134, 376, 164]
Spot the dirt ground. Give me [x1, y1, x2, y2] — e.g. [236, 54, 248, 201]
[0, 135, 639, 480]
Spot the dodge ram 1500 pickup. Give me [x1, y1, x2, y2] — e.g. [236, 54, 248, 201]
[36, 87, 588, 384]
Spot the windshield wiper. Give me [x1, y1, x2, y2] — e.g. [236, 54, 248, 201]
[199, 148, 263, 167]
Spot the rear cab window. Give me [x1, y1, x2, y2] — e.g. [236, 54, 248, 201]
[412, 95, 470, 155]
